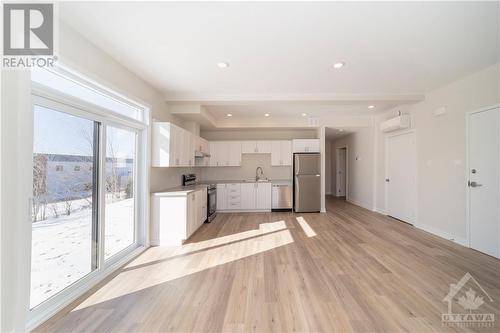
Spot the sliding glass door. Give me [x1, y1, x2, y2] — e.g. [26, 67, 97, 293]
[30, 97, 143, 311]
[31, 105, 99, 309]
[104, 126, 137, 260]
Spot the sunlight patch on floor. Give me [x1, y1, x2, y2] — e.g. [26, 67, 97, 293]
[72, 221, 293, 311]
[296, 216, 317, 237]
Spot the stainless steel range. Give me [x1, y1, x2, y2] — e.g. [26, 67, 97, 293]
[182, 174, 217, 223]
[206, 184, 217, 222]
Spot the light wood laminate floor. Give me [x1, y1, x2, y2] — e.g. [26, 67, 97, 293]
[37, 197, 500, 332]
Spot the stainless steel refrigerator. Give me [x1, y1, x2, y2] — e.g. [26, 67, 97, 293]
[293, 153, 321, 212]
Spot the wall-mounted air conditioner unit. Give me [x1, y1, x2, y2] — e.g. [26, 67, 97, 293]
[380, 114, 411, 133]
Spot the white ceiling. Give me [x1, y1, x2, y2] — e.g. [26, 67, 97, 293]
[60, 1, 499, 100]
[60, 1, 499, 127]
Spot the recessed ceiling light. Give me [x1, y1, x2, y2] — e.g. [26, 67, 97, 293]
[339, 129, 344, 132]
[217, 62, 229, 68]
[333, 62, 345, 69]
[302, 113, 307, 117]
[226, 113, 232, 117]
[264, 113, 270, 117]
[368, 105, 376, 109]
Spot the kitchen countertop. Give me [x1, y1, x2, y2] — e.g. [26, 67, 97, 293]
[152, 184, 208, 196]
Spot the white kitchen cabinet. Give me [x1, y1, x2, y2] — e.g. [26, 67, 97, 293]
[195, 187, 207, 226]
[216, 184, 227, 210]
[241, 141, 257, 154]
[226, 183, 241, 209]
[209, 142, 218, 166]
[240, 183, 256, 209]
[151, 187, 207, 246]
[256, 182, 272, 210]
[217, 182, 271, 211]
[241, 141, 272, 154]
[209, 142, 241, 166]
[228, 142, 242, 166]
[152, 122, 197, 167]
[292, 139, 320, 153]
[257, 141, 272, 154]
[271, 140, 292, 166]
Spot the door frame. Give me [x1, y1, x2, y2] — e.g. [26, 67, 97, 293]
[384, 129, 417, 225]
[335, 147, 348, 197]
[465, 104, 500, 248]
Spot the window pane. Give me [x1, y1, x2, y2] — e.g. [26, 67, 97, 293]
[32, 69, 143, 121]
[31, 105, 98, 309]
[105, 126, 136, 259]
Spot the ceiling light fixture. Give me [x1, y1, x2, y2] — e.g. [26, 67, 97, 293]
[339, 129, 344, 132]
[217, 62, 229, 68]
[368, 105, 376, 109]
[333, 62, 345, 69]
[227, 113, 232, 117]
[302, 113, 307, 117]
[264, 113, 270, 117]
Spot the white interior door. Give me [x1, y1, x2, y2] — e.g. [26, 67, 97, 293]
[468, 107, 500, 258]
[336, 148, 346, 196]
[386, 131, 416, 224]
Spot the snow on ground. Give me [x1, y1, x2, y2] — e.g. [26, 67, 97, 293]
[30, 198, 134, 308]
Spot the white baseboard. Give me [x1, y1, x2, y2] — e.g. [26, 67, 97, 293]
[346, 197, 374, 211]
[416, 224, 468, 247]
[374, 207, 387, 215]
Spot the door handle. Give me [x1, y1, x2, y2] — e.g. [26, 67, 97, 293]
[385, 178, 390, 182]
[469, 181, 483, 188]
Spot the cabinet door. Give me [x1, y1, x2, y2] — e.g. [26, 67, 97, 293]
[241, 141, 257, 154]
[256, 183, 272, 210]
[187, 133, 195, 167]
[257, 141, 272, 154]
[281, 141, 292, 166]
[240, 183, 256, 209]
[217, 142, 230, 166]
[216, 184, 227, 210]
[186, 193, 196, 237]
[152, 122, 174, 167]
[209, 142, 218, 166]
[229, 142, 242, 166]
[271, 141, 281, 166]
[307, 139, 320, 152]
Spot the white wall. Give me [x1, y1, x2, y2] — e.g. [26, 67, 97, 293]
[331, 128, 376, 210]
[374, 63, 500, 243]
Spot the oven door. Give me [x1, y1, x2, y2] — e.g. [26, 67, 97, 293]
[207, 188, 217, 220]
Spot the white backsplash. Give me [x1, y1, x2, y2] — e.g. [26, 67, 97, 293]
[199, 154, 292, 181]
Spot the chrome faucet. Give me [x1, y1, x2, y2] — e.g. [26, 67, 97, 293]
[256, 166, 264, 181]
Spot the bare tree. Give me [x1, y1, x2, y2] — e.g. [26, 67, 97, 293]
[32, 154, 48, 222]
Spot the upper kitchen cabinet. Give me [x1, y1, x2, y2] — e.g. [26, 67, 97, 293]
[152, 122, 196, 167]
[241, 141, 272, 154]
[292, 139, 320, 153]
[209, 141, 241, 167]
[271, 140, 292, 166]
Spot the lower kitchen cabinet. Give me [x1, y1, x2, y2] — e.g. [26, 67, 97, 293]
[151, 187, 207, 246]
[217, 182, 271, 212]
